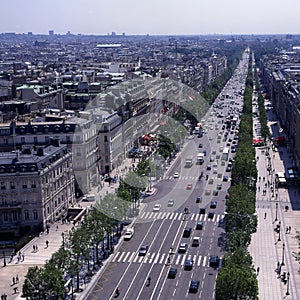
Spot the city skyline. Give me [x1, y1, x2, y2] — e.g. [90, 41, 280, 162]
[1, 0, 299, 36]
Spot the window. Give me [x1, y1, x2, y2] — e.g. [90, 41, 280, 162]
[24, 210, 29, 220]
[33, 210, 38, 220]
[21, 137, 25, 144]
[31, 181, 36, 188]
[45, 136, 49, 144]
[0, 181, 5, 190]
[34, 137, 38, 144]
[10, 182, 15, 189]
[22, 181, 27, 189]
[104, 135, 108, 142]
[3, 212, 8, 222]
[12, 211, 18, 221]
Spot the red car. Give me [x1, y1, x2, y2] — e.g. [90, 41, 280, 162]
[186, 183, 193, 190]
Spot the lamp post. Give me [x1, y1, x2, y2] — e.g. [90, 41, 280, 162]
[3, 250, 6, 267]
[281, 243, 285, 266]
[286, 272, 290, 296]
[275, 202, 278, 221]
[278, 221, 281, 242]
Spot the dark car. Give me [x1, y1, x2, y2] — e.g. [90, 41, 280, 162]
[198, 143, 203, 148]
[210, 201, 217, 209]
[209, 255, 220, 267]
[226, 166, 232, 172]
[206, 164, 211, 170]
[184, 255, 194, 270]
[199, 208, 206, 214]
[196, 221, 203, 230]
[189, 280, 200, 293]
[138, 245, 149, 256]
[208, 212, 215, 219]
[168, 267, 178, 278]
[183, 227, 192, 237]
[223, 175, 229, 182]
[196, 196, 202, 203]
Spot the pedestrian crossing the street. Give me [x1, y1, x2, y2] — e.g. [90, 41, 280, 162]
[112, 251, 210, 267]
[138, 211, 224, 223]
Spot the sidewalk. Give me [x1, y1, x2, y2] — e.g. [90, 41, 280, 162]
[248, 96, 300, 299]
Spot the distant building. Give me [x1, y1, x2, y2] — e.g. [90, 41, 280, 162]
[49, 30, 54, 36]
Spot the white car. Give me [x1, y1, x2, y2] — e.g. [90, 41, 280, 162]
[124, 228, 134, 240]
[153, 204, 161, 212]
[168, 199, 174, 206]
[173, 172, 179, 179]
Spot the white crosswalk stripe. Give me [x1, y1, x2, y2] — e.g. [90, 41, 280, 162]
[112, 251, 214, 267]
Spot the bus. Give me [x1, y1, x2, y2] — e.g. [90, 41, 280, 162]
[221, 147, 229, 161]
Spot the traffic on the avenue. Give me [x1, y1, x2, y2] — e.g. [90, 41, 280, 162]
[86, 50, 250, 300]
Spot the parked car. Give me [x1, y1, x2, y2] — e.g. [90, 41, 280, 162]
[183, 227, 192, 237]
[210, 201, 217, 209]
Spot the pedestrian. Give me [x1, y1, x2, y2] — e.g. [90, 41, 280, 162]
[264, 212, 267, 219]
[46, 240, 49, 248]
[22, 253, 24, 261]
[257, 267, 260, 275]
[13, 287, 18, 294]
[258, 186, 260, 192]
[289, 226, 291, 233]
[286, 227, 289, 234]
[36, 244, 38, 252]
[16, 274, 19, 283]
[56, 225, 58, 231]
[33, 245, 35, 252]
[12, 277, 15, 285]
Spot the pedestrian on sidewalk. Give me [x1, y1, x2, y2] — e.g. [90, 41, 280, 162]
[21, 253, 24, 262]
[46, 240, 49, 248]
[36, 244, 38, 252]
[12, 277, 15, 285]
[13, 287, 18, 294]
[289, 226, 291, 233]
[16, 274, 19, 283]
[33, 245, 35, 252]
[257, 267, 260, 275]
[286, 227, 289, 234]
[264, 212, 267, 219]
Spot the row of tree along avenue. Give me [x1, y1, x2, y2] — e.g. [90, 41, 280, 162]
[216, 53, 259, 299]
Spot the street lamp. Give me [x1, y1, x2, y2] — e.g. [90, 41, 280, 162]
[286, 272, 290, 295]
[281, 243, 285, 266]
[275, 202, 278, 221]
[278, 221, 281, 242]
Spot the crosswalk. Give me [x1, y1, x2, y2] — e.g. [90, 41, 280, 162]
[163, 175, 199, 181]
[112, 251, 210, 267]
[138, 211, 224, 223]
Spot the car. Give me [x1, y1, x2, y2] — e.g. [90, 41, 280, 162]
[209, 255, 220, 267]
[124, 228, 134, 240]
[196, 196, 202, 203]
[210, 201, 217, 209]
[184, 255, 194, 270]
[206, 164, 211, 170]
[210, 156, 215, 162]
[212, 190, 218, 196]
[223, 175, 229, 182]
[173, 172, 179, 179]
[183, 226, 192, 237]
[189, 280, 200, 293]
[153, 204, 161, 212]
[168, 267, 178, 278]
[199, 208, 206, 214]
[139, 245, 149, 256]
[203, 150, 207, 156]
[208, 212, 215, 219]
[186, 183, 193, 190]
[167, 199, 174, 206]
[226, 166, 232, 172]
[178, 243, 188, 253]
[192, 237, 200, 247]
[217, 183, 222, 190]
[198, 143, 203, 148]
[196, 221, 203, 230]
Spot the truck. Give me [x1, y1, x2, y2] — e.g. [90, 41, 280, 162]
[197, 153, 204, 164]
[185, 156, 193, 167]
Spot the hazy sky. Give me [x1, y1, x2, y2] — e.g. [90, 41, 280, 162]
[1, 0, 299, 35]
